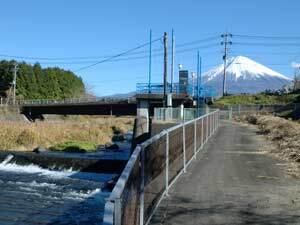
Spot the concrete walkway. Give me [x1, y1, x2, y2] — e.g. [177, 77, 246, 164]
[149, 121, 300, 225]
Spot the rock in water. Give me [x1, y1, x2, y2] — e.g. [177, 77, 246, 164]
[105, 143, 119, 150]
[33, 147, 48, 153]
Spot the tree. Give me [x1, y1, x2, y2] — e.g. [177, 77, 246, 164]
[0, 60, 85, 100]
[293, 68, 300, 91]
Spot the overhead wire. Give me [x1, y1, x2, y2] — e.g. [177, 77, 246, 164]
[232, 34, 300, 40]
[0, 35, 220, 61]
[74, 37, 163, 72]
[234, 42, 300, 47]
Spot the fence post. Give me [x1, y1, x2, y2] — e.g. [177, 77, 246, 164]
[210, 114, 213, 137]
[183, 122, 186, 173]
[194, 119, 197, 158]
[214, 112, 216, 132]
[213, 112, 215, 133]
[211, 114, 213, 136]
[206, 115, 208, 142]
[165, 132, 169, 195]
[201, 117, 204, 148]
[140, 147, 145, 225]
[114, 198, 122, 225]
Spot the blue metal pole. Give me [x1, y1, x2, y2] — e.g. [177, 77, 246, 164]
[171, 29, 175, 93]
[148, 30, 152, 93]
[197, 51, 200, 109]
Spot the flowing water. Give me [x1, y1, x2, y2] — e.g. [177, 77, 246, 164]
[0, 154, 114, 225]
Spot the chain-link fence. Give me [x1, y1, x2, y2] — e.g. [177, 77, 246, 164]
[103, 109, 220, 225]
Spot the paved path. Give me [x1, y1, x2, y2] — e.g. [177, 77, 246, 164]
[150, 121, 300, 225]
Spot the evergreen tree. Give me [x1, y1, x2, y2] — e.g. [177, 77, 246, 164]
[0, 60, 85, 100]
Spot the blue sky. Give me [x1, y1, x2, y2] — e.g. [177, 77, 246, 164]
[0, 0, 299, 96]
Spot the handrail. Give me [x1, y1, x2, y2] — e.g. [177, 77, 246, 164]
[103, 109, 221, 225]
[109, 145, 142, 200]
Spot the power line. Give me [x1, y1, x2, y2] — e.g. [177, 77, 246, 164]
[176, 35, 220, 48]
[1, 33, 300, 62]
[13, 44, 220, 66]
[0, 35, 220, 61]
[74, 37, 162, 72]
[235, 42, 300, 46]
[233, 34, 300, 40]
[229, 51, 300, 56]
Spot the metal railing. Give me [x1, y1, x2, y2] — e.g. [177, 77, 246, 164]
[153, 107, 211, 122]
[103, 109, 220, 225]
[4, 97, 136, 106]
[136, 82, 216, 98]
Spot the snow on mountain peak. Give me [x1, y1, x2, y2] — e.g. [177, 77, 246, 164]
[204, 56, 291, 82]
[202, 56, 292, 95]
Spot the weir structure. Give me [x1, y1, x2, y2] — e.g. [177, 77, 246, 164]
[103, 109, 220, 225]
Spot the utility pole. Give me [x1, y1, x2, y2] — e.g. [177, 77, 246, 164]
[170, 29, 175, 93]
[221, 32, 232, 96]
[148, 29, 152, 93]
[163, 32, 168, 108]
[12, 63, 18, 105]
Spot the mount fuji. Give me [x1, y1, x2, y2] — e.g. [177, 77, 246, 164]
[202, 56, 292, 95]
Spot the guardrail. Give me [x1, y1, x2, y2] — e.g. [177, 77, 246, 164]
[103, 109, 220, 225]
[153, 107, 211, 122]
[136, 82, 216, 98]
[3, 97, 136, 106]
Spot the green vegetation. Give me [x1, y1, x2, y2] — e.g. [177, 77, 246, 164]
[214, 93, 300, 106]
[50, 141, 98, 153]
[0, 60, 85, 99]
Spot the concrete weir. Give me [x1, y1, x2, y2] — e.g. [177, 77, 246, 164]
[0, 150, 128, 174]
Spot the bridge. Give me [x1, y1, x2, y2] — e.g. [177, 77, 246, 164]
[102, 110, 300, 225]
[14, 80, 217, 121]
[18, 97, 137, 121]
[18, 93, 194, 121]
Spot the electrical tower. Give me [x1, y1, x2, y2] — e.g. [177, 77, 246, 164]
[221, 32, 232, 96]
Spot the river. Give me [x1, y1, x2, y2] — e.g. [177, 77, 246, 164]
[0, 155, 114, 225]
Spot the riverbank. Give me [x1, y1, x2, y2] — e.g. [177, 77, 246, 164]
[236, 114, 300, 178]
[0, 115, 134, 152]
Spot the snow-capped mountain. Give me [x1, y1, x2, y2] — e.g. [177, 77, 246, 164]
[202, 56, 292, 95]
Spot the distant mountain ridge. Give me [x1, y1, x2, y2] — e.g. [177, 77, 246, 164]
[105, 91, 136, 98]
[202, 56, 292, 95]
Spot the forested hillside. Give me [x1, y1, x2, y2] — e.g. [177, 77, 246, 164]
[0, 60, 85, 99]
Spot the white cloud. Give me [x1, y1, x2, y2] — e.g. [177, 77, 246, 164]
[291, 62, 300, 68]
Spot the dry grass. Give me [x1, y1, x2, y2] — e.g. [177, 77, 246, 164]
[0, 116, 134, 151]
[238, 114, 300, 177]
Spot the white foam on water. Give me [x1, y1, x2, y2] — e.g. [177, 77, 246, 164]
[0, 158, 76, 178]
[0, 155, 113, 202]
[0, 155, 115, 182]
[0, 154, 14, 165]
[7, 180, 58, 189]
[63, 188, 102, 200]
